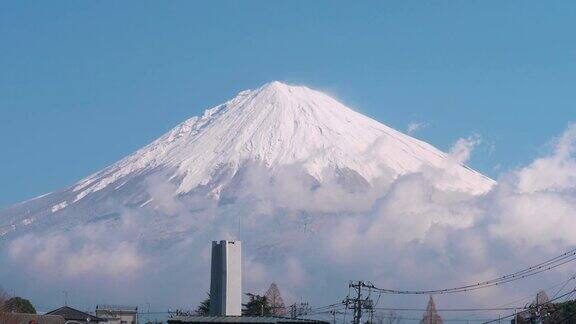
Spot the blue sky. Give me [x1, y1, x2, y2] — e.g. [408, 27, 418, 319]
[1, 1, 575, 208]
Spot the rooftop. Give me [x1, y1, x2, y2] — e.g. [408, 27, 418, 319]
[96, 304, 138, 312]
[0, 312, 65, 324]
[168, 316, 328, 324]
[46, 305, 107, 322]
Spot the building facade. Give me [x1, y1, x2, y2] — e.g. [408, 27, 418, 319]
[95, 304, 138, 324]
[210, 240, 242, 316]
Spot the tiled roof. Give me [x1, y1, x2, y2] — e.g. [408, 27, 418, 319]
[46, 306, 106, 322]
[0, 312, 65, 324]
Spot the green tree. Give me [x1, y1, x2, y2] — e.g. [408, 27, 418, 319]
[0, 288, 9, 324]
[4, 297, 36, 314]
[544, 299, 576, 324]
[0, 287, 7, 310]
[196, 293, 211, 316]
[243, 293, 272, 316]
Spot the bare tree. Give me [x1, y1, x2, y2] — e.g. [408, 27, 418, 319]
[0, 287, 10, 323]
[385, 310, 402, 324]
[373, 311, 402, 324]
[265, 283, 287, 317]
[374, 311, 385, 324]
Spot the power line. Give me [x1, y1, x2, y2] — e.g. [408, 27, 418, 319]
[552, 272, 576, 300]
[310, 303, 346, 311]
[483, 287, 576, 324]
[371, 306, 528, 312]
[307, 279, 576, 324]
[312, 309, 496, 322]
[363, 247, 576, 295]
[291, 261, 576, 324]
[369, 315, 494, 322]
[461, 275, 576, 323]
[496, 274, 576, 308]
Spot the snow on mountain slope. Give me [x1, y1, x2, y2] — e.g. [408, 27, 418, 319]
[0, 81, 494, 239]
[5, 82, 576, 314]
[71, 81, 493, 203]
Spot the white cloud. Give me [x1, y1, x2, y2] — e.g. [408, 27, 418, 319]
[515, 124, 576, 193]
[9, 233, 144, 278]
[8, 210, 147, 279]
[3, 125, 576, 313]
[407, 122, 426, 135]
[448, 135, 481, 164]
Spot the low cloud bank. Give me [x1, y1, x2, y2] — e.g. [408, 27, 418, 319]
[4, 124, 576, 313]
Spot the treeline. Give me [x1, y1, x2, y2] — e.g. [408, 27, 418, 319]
[514, 300, 576, 324]
[189, 282, 287, 317]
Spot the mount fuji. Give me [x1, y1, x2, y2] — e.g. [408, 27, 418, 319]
[4, 82, 576, 316]
[0, 81, 493, 241]
[0, 81, 507, 310]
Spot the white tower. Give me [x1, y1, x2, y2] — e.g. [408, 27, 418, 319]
[209, 240, 242, 316]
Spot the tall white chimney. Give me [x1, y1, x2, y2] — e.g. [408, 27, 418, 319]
[209, 240, 242, 316]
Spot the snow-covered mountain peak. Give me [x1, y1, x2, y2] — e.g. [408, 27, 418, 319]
[66, 81, 493, 204]
[258, 80, 292, 92]
[256, 80, 301, 94]
[230, 81, 345, 117]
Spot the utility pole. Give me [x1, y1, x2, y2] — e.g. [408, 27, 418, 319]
[147, 302, 151, 324]
[344, 281, 370, 324]
[354, 282, 362, 324]
[289, 302, 310, 319]
[330, 309, 337, 324]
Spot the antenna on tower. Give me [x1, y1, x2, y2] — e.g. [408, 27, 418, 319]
[237, 212, 242, 241]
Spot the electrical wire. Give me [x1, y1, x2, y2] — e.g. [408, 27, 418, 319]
[482, 287, 576, 324]
[552, 272, 576, 300]
[363, 247, 576, 295]
[371, 306, 527, 312]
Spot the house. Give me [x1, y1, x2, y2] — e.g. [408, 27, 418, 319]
[95, 304, 138, 324]
[167, 316, 329, 324]
[0, 312, 65, 324]
[46, 306, 107, 323]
